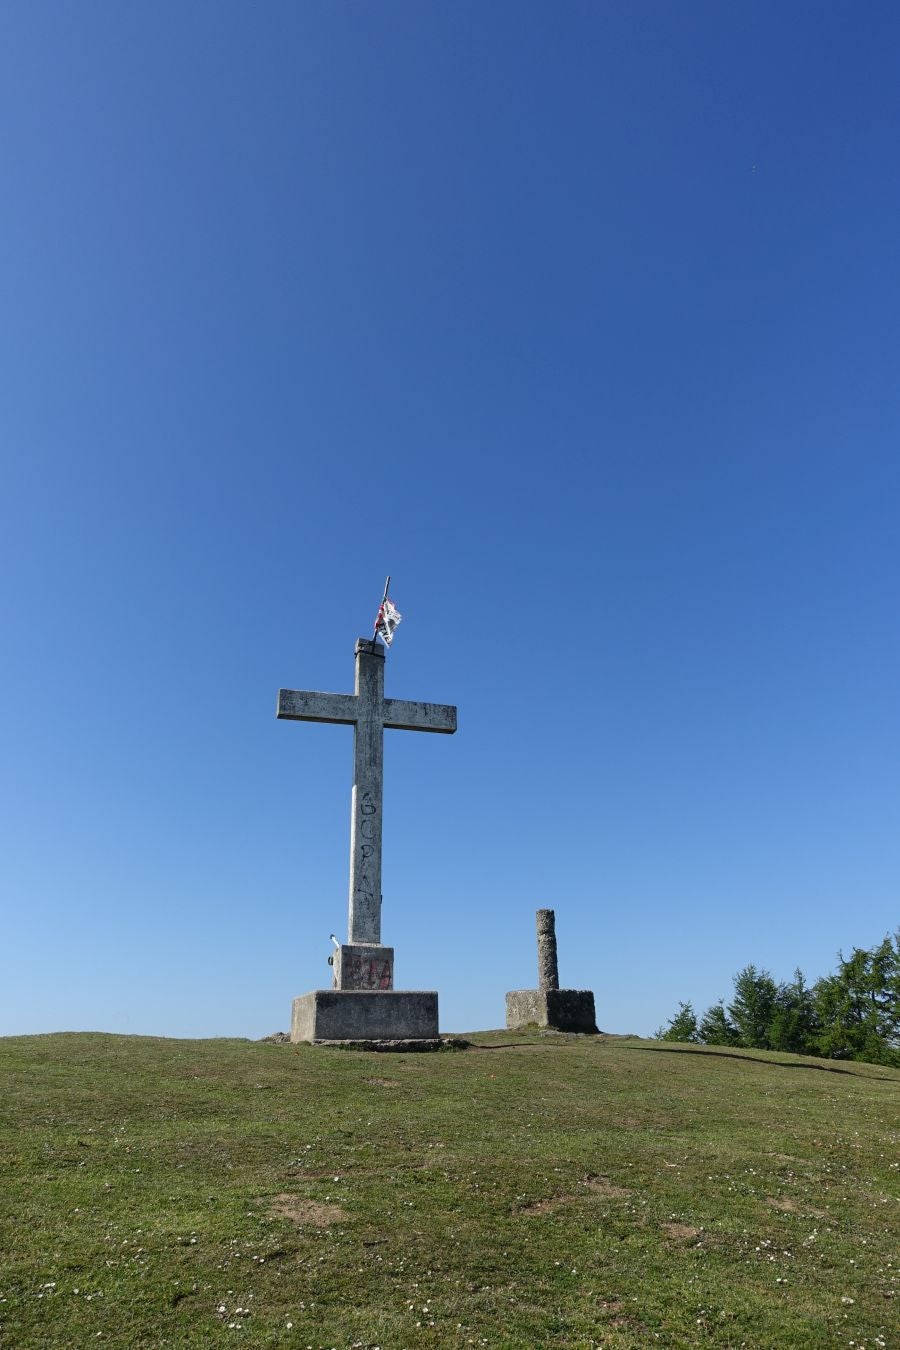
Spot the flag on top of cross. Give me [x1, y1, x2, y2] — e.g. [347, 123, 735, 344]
[374, 576, 402, 646]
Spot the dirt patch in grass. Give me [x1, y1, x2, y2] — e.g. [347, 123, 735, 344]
[663, 1222, 702, 1241]
[519, 1175, 631, 1214]
[583, 1174, 631, 1199]
[612, 1115, 652, 1130]
[284, 1167, 339, 1180]
[364, 1076, 400, 1088]
[265, 1194, 346, 1226]
[767, 1195, 827, 1217]
[519, 1197, 559, 1215]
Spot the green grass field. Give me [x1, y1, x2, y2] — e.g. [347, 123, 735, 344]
[1, 1030, 897, 1348]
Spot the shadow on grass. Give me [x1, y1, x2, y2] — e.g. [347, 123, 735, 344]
[470, 1041, 547, 1051]
[628, 1043, 897, 1081]
[471, 1036, 612, 1052]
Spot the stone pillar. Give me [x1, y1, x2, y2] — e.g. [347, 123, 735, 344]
[536, 908, 559, 991]
[507, 907, 597, 1033]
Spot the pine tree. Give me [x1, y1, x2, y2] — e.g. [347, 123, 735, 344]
[657, 1001, 699, 1043]
[814, 936, 900, 1065]
[768, 969, 817, 1055]
[697, 1001, 738, 1046]
[728, 965, 778, 1050]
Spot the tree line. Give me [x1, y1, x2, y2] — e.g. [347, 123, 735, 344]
[656, 932, 900, 1067]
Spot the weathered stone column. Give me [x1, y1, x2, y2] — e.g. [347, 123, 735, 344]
[506, 907, 596, 1033]
[536, 908, 559, 991]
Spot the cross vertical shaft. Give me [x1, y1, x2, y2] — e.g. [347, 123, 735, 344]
[349, 639, 384, 943]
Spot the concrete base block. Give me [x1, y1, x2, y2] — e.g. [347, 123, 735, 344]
[291, 990, 439, 1044]
[505, 988, 597, 1034]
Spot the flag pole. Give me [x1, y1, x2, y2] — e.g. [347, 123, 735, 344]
[373, 575, 391, 646]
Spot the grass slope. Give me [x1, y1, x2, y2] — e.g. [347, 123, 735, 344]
[1, 1031, 898, 1348]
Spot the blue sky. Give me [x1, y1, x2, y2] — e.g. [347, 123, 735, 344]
[2, 2, 898, 1039]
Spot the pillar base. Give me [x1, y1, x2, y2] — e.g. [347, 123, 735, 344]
[505, 989, 597, 1033]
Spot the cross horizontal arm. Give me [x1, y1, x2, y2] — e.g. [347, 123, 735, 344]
[277, 689, 358, 724]
[383, 698, 457, 734]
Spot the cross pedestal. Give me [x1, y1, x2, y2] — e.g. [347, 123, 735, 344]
[278, 638, 456, 1044]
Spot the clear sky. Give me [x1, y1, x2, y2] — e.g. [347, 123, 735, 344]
[2, 2, 898, 1040]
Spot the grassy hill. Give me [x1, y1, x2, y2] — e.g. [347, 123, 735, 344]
[1, 1030, 897, 1348]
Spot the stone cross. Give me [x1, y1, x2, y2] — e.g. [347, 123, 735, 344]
[277, 639, 456, 950]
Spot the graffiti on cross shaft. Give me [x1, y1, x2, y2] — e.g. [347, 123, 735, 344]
[355, 790, 379, 909]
